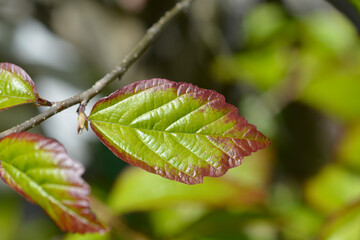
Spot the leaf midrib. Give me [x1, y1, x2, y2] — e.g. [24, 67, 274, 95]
[91, 120, 267, 142]
[92, 123, 199, 180]
[0, 94, 34, 100]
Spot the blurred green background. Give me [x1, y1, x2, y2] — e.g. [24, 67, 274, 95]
[1, 0, 360, 239]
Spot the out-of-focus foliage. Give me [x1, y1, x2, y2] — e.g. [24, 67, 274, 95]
[108, 150, 271, 214]
[338, 121, 360, 172]
[212, 2, 360, 240]
[347, 0, 360, 15]
[2, 0, 360, 239]
[213, 3, 360, 121]
[64, 233, 110, 240]
[0, 197, 22, 240]
[305, 164, 360, 214]
[319, 200, 360, 240]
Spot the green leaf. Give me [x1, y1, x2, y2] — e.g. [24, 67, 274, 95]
[301, 11, 357, 56]
[271, 183, 324, 240]
[149, 205, 208, 238]
[338, 121, 360, 172]
[63, 233, 110, 240]
[349, 0, 360, 12]
[108, 166, 265, 214]
[0, 132, 106, 233]
[0, 197, 22, 240]
[324, 0, 360, 33]
[212, 45, 290, 90]
[0, 63, 38, 111]
[319, 201, 360, 240]
[89, 79, 270, 184]
[109, 150, 272, 237]
[305, 164, 360, 214]
[242, 3, 289, 47]
[300, 74, 360, 121]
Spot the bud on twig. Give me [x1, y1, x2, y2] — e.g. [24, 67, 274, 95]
[77, 112, 89, 134]
[77, 102, 88, 134]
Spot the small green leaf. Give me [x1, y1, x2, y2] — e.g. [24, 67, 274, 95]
[212, 45, 289, 90]
[242, 3, 289, 47]
[0, 197, 22, 240]
[0, 132, 106, 233]
[0, 63, 38, 111]
[108, 166, 265, 214]
[64, 233, 110, 240]
[305, 164, 360, 214]
[300, 73, 360, 121]
[319, 201, 360, 240]
[338, 121, 360, 172]
[89, 79, 270, 184]
[349, 0, 360, 13]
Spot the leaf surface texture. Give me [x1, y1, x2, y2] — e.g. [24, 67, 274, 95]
[0, 63, 37, 111]
[0, 132, 105, 233]
[89, 79, 270, 184]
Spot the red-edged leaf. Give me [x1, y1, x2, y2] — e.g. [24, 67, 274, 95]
[89, 79, 270, 184]
[0, 63, 39, 110]
[0, 132, 106, 233]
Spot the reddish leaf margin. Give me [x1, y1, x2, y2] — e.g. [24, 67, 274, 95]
[0, 132, 106, 233]
[0, 62, 51, 110]
[90, 78, 270, 184]
[0, 62, 37, 92]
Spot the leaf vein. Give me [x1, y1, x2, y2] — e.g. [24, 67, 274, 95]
[129, 91, 189, 125]
[91, 120, 269, 142]
[169, 133, 218, 169]
[0, 162, 96, 227]
[91, 83, 168, 116]
[195, 108, 235, 133]
[164, 98, 221, 131]
[205, 137, 234, 160]
[134, 129, 195, 179]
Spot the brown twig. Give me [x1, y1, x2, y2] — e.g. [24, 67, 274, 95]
[0, 0, 195, 139]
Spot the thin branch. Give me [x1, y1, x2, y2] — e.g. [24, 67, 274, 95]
[0, 0, 195, 139]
